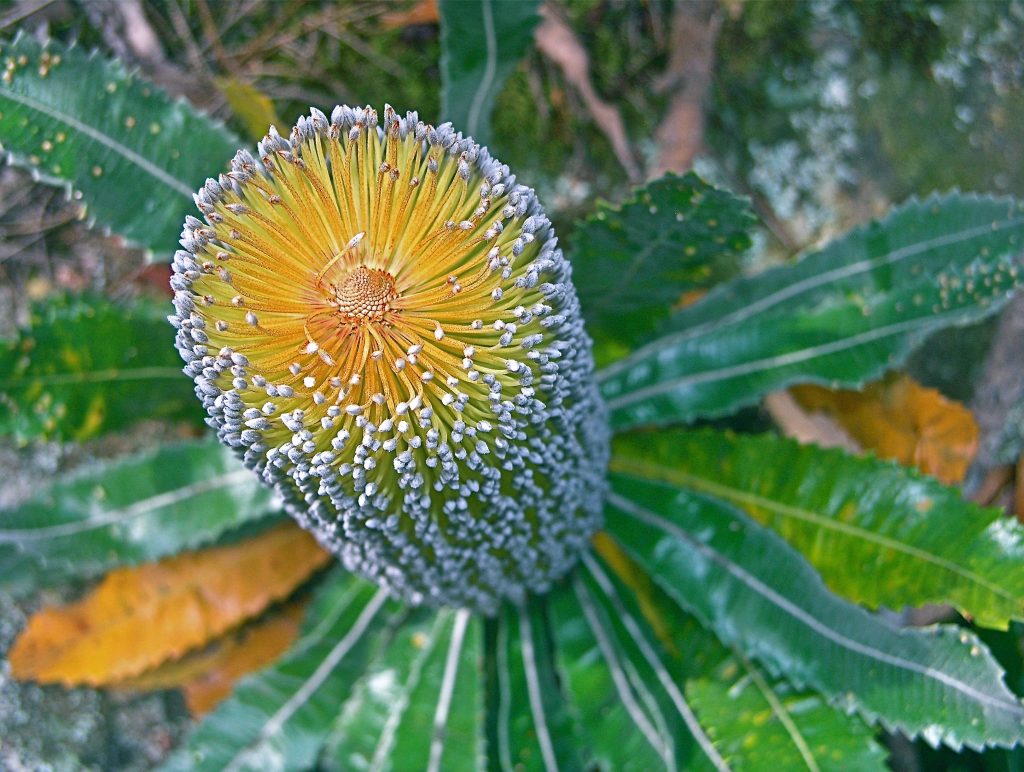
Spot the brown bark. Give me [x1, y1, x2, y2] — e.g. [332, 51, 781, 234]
[651, 0, 722, 177]
[534, 5, 642, 184]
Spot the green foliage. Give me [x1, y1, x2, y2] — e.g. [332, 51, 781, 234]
[0, 439, 278, 595]
[847, 0, 946, 71]
[439, 0, 540, 147]
[484, 600, 588, 771]
[606, 472, 1024, 750]
[564, 562, 727, 770]
[324, 607, 483, 771]
[0, 294, 199, 444]
[581, 552, 888, 770]
[0, 34, 239, 255]
[548, 578, 675, 770]
[613, 430, 1024, 631]
[687, 658, 889, 771]
[570, 173, 755, 351]
[600, 193, 1024, 429]
[161, 571, 399, 772]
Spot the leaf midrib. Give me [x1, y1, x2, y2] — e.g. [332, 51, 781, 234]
[464, 0, 498, 139]
[0, 366, 183, 390]
[602, 303, 977, 409]
[223, 587, 389, 772]
[737, 655, 820, 772]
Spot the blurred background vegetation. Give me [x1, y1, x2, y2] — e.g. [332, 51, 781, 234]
[0, 0, 1022, 769]
[1, 0, 1021, 301]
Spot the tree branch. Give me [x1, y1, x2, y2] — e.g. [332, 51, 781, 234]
[651, 0, 722, 177]
[534, 4, 642, 184]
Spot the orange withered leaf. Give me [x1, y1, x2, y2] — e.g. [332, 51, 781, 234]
[8, 523, 330, 686]
[381, 0, 438, 28]
[791, 373, 979, 484]
[119, 603, 305, 716]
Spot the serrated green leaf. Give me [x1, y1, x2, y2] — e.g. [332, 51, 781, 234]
[663, 193, 1024, 339]
[324, 607, 484, 772]
[439, 0, 540, 147]
[161, 570, 397, 772]
[571, 173, 754, 350]
[0, 439, 278, 595]
[483, 598, 588, 772]
[612, 430, 1024, 631]
[0, 294, 199, 444]
[606, 472, 1024, 750]
[687, 658, 889, 772]
[599, 193, 1024, 429]
[0, 34, 239, 255]
[602, 254, 1021, 429]
[585, 539, 887, 771]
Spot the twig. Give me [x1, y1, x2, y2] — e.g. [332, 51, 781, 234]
[971, 465, 1013, 506]
[117, 0, 217, 109]
[1016, 456, 1024, 520]
[650, 0, 722, 177]
[534, 4, 642, 184]
[166, 0, 212, 80]
[195, 0, 231, 71]
[118, 0, 167, 66]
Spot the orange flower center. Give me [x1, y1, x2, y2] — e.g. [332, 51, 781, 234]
[331, 265, 399, 325]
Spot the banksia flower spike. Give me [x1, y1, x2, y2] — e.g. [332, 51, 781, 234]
[170, 105, 608, 613]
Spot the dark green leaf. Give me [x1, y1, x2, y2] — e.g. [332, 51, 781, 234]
[606, 472, 1024, 750]
[0, 294, 198, 444]
[600, 193, 1024, 429]
[664, 193, 1024, 338]
[584, 537, 887, 771]
[687, 657, 889, 771]
[612, 430, 1024, 630]
[0, 439, 278, 595]
[439, 0, 540, 147]
[161, 570, 397, 772]
[552, 562, 728, 771]
[324, 607, 484, 772]
[483, 597, 588, 772]
[0, 34, 239, 255]
[570, 173, 754, 350]
[602, 254, 1021, 430]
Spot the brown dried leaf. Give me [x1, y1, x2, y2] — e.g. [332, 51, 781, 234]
[9, 523, 330, 686]
[120, 602, 305, 716]
[381, 0, 438, 28]
[791, 373, 979, 484]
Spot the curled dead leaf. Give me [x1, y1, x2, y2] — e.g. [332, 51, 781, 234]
[381, 0, 438, 28]
[119, 602, 305, 716]
[790, 373, 979, 484]
[8, 523, 329, 686]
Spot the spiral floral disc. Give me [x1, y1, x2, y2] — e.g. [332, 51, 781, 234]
[171, 105, 608, 611]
